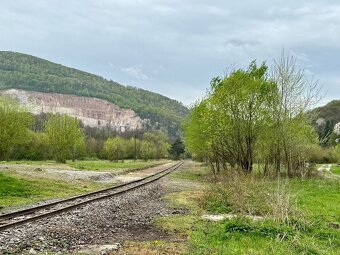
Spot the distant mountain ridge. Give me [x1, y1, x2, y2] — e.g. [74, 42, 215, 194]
[0, 51, 189, 138]
[311, 100, 340, 146]
[312, 100, 340, 124]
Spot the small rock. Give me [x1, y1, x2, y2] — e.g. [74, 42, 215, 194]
[29, 248, 37, 254]
[34, 167, 43, 172]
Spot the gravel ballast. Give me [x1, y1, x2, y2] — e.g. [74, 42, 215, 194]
[0, 179, 179, 255]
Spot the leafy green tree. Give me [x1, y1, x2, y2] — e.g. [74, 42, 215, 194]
[0, 96, 33, 160]
[45, 114, 85, 163]
[184, 56, 320, 177]
[12, 131, 52, 160]
[140, 141, 156, 161]
[168, 138, 185, 160]
[143, 131, 170, 159]
[183, 99, 214, 162]
[103, 137, 127, 162]
[124, 138, 142, 160]
[189, 62, 277, 173]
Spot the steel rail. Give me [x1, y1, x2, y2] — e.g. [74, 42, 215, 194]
[0, 161, 184, 231]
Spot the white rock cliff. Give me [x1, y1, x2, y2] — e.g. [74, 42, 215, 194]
[1, 89, 148, 132]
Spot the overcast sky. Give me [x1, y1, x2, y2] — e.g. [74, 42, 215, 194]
[1, 0, 339, 106]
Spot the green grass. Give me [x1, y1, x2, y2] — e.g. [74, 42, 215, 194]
[0, 171, 106, 209]
[188, 218, 339, 255]
[331, 165, 340, 175]
[289, 178, 340, 224]
[156, 161, 340, 255]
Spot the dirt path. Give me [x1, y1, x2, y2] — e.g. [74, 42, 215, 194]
[317, 164, 331, 172]
[318, 164, 340, 179]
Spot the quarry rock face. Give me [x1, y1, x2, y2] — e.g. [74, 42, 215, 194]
[1, 89, 148, 132]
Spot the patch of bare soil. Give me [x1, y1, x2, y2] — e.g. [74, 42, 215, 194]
[0, 164, 115, 183]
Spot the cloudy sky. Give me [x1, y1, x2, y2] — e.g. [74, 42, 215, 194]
[1, 0, 339, 106]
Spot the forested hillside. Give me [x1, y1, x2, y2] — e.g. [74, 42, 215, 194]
[312, 100, 340, 146]
[313, 100, 340, 123]
[0, 51, 189, 138]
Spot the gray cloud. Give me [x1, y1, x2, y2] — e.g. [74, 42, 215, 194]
[120, 65, 149, 80]
[0, 0, 339, 106]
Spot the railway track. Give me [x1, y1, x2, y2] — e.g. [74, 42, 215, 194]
[0, 161, 184, 232]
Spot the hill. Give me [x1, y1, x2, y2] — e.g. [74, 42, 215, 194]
[0, 51, 189, 138]
[312, 100, 340, 124]
[311, 100, 340, 145]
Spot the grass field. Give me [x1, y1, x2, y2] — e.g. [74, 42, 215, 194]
[156, 161, 340, 255]
[331, 165, 340, 175]
[0, 171, 107, 209]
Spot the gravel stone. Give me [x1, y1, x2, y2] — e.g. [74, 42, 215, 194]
[0, 177, 181, 254]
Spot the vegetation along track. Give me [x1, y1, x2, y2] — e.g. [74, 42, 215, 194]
[0, 161, 184, 231]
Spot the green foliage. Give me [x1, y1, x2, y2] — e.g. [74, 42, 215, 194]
[188, 217, 339, 255]
[0, 96, 33, 160]
[101, 131, 169, 161]
[45, 114, 85, 163]
[184, 56, 319, 176]
[224, 218, 295, 240]
[142, 131, 170, 159]
[308, 146, 340, 163]
[11, 131, 53, 160]
[103, 137, 127, 162]
[168, 138, 185, 160]
[185, 61, 278, 173]
[0, 51, 189, 139]
[183, 100, 213, 161]
[140, 141, 157, 161]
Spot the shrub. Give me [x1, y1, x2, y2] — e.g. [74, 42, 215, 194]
[200, 170, 294, 222]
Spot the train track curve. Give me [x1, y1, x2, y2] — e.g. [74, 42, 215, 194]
[0, 161, 184, 232]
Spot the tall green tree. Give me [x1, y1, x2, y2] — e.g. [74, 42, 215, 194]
[184, 56, 319, 177]
[103, 137, 127, 162]
[12, 131, 52, 160]
[184, 62, 277, 173]
[0, 96, 32, 160]
[45, 114, 85, 163]
[168, 138, 185, 160]
[143, 131, 170, 159]
[140, 141, 156, 161]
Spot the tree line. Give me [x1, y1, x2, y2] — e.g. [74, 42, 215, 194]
[184, 53, 339, 177]
[0, 96, 185, 162]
